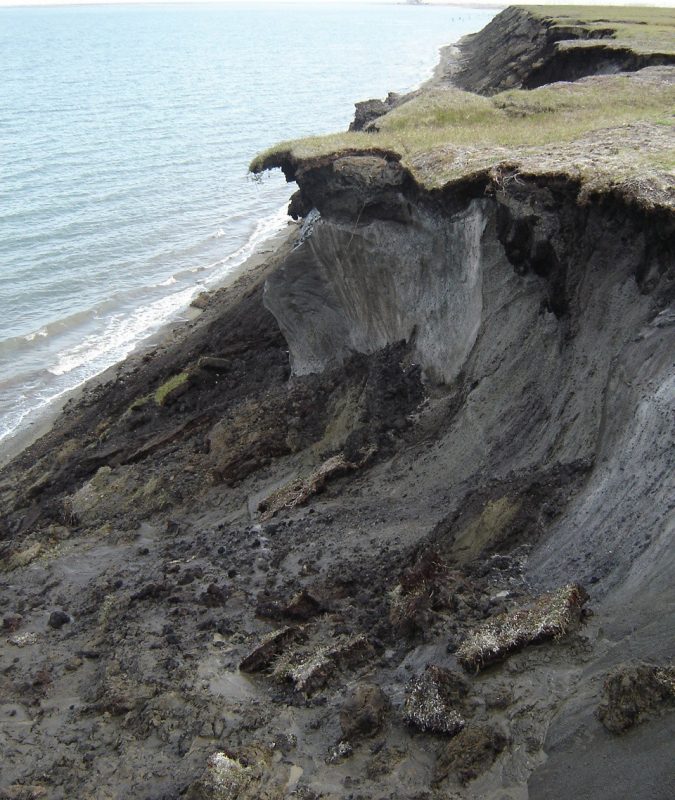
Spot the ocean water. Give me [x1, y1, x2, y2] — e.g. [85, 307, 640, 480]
[0, 2, 495, 456]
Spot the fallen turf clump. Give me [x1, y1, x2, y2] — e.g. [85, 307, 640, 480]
[456, 583, 588, 672]
[403, 665, 468, 736]
[258, 448, 374, 520]
[272, 633, 374, 695]
[184, 751, 252, 800]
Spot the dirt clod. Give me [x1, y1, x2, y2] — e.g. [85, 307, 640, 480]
[456, 584, 589, 672]
[185, 752, 253, 800]
[47, 610, 70, 629]
[340, 683, 390, 740]
[597, 662, 675, 734]
[239, 626, 303, 673]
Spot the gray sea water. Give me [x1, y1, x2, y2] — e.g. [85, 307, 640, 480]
[0, 2, 495, 453]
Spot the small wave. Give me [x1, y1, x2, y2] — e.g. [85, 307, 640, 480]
[24, 327, 49, 342]
[0, 305, 106, 360]
[156, 276, 177, 287]
[213, 228, 226, 239]
[203, 204, 290, 288]
[48, 286, 197, 377]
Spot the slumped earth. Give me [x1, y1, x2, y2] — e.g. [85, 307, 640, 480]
[1, 6, 674, 800]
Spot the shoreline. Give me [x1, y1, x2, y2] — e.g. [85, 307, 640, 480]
[0, 220, 297, 469]
[0, 4, 484, 471]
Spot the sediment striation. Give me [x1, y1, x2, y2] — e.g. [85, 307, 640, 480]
[1, 6, 674, 800]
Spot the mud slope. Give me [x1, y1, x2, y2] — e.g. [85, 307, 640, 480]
[260, 150, 675, 796]
[1, 7, 674, 800]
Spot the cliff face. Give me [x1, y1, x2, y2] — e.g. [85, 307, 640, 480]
[451, 5, 675, 94]
[265, 190, 488, 383]
[263, 149, 674, 592]
[1, 8, 674, 800]
[253, 9, 675, 795]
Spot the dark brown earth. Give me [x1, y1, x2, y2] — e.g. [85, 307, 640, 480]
[1, 7, 674, 800]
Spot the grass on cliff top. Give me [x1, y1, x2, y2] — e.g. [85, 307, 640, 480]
[524, 5, 675, 54]
[376, 76, 673, 146]
[250, 72, 675, 203]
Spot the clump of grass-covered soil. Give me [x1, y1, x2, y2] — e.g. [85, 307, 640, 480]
[456, 584, 589, 672]
[252, 67, 674, 210]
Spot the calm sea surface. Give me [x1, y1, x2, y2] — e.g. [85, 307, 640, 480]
[0, 2, 495, 454]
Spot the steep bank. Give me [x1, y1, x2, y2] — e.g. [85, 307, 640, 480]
[350, 5, 675, 130]
[1, 7, 674, 800]
[450, 5, 675, 95]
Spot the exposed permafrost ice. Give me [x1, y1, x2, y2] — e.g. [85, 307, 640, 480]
[264, 200, 491, 383]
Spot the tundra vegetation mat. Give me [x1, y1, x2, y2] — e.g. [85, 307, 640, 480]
[1, 6, 674, 800]
[252, 7, 674, 206]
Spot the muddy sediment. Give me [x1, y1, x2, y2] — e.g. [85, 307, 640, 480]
[1, 7, 674, 800]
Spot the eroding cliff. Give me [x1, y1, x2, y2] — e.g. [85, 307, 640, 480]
[263, 151, 672, 409]
[1, 7, 674, 800]
[448, 5, 675, 95]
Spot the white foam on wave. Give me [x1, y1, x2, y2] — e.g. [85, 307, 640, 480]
[24, 327, 49, 342]
[0, 205, 290, 450]
[203, 204, 289, 288]
[0, 381, 75, 443]
[49, 285, 197, 377]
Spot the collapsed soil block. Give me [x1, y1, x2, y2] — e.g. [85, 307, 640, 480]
[597, 662, 675, 733]
[456, 583, 588, 672]
[340, 682, 390, 740]
[435, 724, 507, 784]
[154, 372, 191, 406]
[388, 582, 432, 637]
[239, 626, 303, 673]
[185, 752, 252, 800]
[273, 633, 374, 695]
[256, 588, 326, 621]
[403, 665, 468, 736]
[258, 449, 374, 520]
[388, 550, 449, 636]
